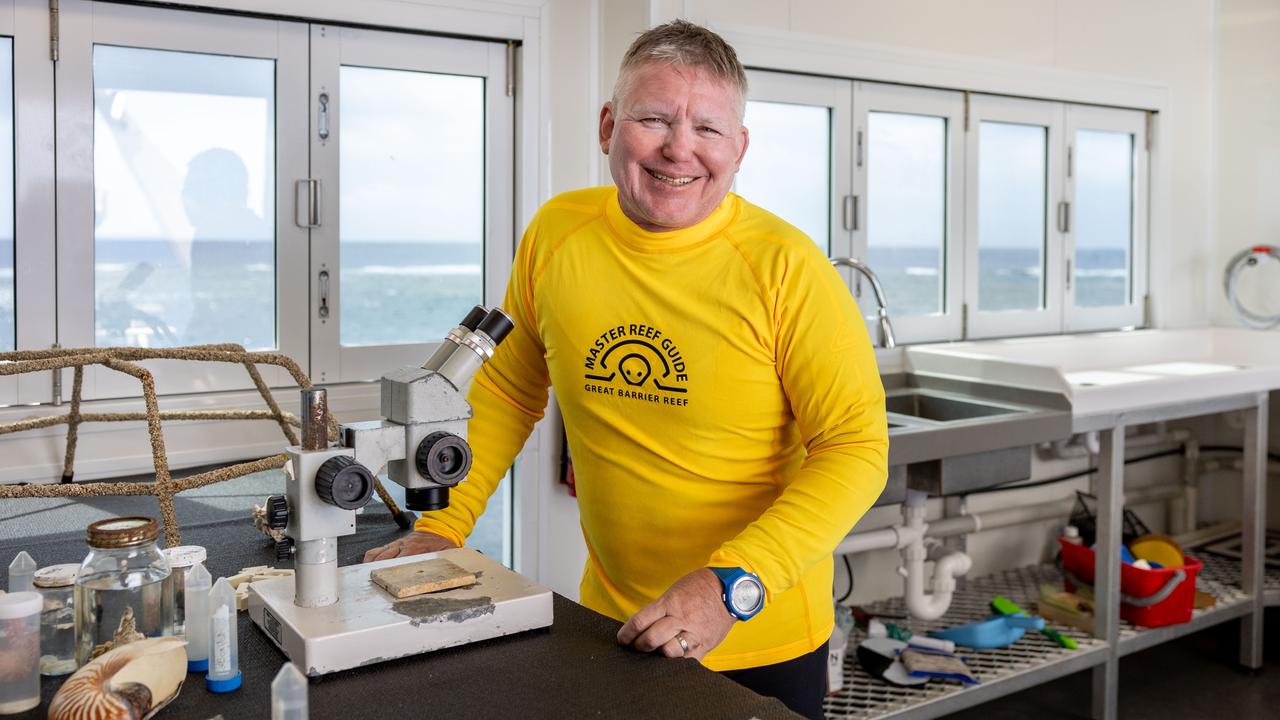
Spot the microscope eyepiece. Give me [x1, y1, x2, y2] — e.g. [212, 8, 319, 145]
[459, 305, 489, 331]
[475, 308, 515, 346]
[314, 456, 375, 510]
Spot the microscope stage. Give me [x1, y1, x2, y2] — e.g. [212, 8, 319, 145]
[247, 547, 553, 676]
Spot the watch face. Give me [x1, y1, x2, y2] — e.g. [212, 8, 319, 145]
[730, 576, 763, 615]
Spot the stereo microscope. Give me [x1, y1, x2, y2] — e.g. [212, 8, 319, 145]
[247, 306, 554, 676]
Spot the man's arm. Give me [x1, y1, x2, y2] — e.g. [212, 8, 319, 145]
[365, 220, 552, 561]
[707, 242, 888, 598]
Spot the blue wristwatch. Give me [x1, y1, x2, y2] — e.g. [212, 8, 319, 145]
[708, 567, 765, 621]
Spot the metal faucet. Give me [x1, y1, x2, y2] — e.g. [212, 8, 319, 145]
[829, 257, 896, 348]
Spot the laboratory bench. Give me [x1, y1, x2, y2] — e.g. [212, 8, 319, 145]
[0, 503, 801, 720]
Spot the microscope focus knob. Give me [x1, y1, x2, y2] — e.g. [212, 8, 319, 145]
[415, 432, 472, 487]
[315, 456, 376, 510]
[274, 537, 294, 562]
[265, 495, 289, 530]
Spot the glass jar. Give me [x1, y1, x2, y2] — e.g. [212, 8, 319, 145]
[74, 517, 174, 667]
[161, 545, 206, 637]
[33, 563, 79, 676]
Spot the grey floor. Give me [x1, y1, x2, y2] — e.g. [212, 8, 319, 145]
[943, 607, 1280, 719]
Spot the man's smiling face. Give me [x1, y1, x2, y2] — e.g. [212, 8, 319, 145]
[600, 62, 749, 232]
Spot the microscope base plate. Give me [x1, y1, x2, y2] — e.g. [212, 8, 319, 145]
[247, 547, 553, 676]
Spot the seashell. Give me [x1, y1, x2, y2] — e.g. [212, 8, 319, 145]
[49, 637, 188, 720]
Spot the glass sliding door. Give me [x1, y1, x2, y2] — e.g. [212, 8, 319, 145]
[854, 82, 964, 343]
[337, 66, 485, 348]
[91, 46, 276, 351]
[308, 25, 513, 384]
[1063, 105, 1147, 331]
[55, 0, 309, 399]
[964, 95, 1064, 339]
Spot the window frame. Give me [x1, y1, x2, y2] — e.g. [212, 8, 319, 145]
[0, 0, 56, 407]
[1062, 104, 1148, 332]
[307, 24, 514, 385]
[53, 0, 310, 400]
[963, 94, 1066, 340]
[852, 81, 965, 344]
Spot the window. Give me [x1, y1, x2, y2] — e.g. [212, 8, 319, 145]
[0, 1, 56, 407]
[338, 67, 485, 348]
[38, 3, 518, 564]
[0, 38, 13, 354]
[1063, 105, 1147, 331]
[92, 46, 277, 351]
[309, 26, 512, 384]
[740, 77, 1146, 344]
[736, 70, 849, 259]
[56, 3, 309, 399]
[854, 82, 965, 342]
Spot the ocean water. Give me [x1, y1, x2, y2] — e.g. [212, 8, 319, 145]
[13, 241, 1131, 358]
[92, 239, 483, 350]
[864, 246, 1129, 317]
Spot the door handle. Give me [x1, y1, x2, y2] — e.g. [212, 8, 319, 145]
[318, 270, 330, 319]
[296, 179, 320, 228]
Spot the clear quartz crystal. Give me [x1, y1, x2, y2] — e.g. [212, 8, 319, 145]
[184, 563, 212, 666]
[272, 662, 309, 720]
[7, 551, 36, 593]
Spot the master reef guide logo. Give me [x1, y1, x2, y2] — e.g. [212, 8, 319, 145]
[583, 323, 689, 407]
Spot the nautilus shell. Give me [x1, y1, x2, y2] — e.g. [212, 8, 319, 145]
[49, 637, 187, 720]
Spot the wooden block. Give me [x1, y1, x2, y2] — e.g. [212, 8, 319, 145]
[370, 558, 477, 599]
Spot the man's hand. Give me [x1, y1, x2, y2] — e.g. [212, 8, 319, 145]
[616, 568, 736, 662]
[362, 531, 457, 563]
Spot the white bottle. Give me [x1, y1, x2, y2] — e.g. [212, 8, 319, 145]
[205, 578, 241, 693]
[184, 563, 211, 672]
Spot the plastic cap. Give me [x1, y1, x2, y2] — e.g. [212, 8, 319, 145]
[33, 563, 80, 588]
[188, 658, 209, 672]
[206, 670, 242, 693]
[0, 590, 43, 619]
[163, 545, 208, 568]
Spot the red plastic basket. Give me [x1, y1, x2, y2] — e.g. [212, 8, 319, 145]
[1057, 538, 1202, 628]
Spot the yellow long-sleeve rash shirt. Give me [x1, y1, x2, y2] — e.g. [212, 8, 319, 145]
[415, 186, 888, 671]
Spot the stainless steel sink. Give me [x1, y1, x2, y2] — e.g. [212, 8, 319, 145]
[875, 374, 1072, 505]
[886, 391, 1020, 422]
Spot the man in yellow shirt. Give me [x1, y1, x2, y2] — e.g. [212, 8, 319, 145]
[365, 20, 887, 718]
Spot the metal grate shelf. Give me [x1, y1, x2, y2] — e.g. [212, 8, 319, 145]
[824, 555, 1252, 720]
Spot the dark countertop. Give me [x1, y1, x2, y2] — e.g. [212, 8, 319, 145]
[1, 501, 799, 720]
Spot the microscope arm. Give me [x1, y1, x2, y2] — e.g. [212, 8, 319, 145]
[341, 420, 408, 478]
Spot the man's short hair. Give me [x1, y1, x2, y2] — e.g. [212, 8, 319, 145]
[613, 20, 748, 119]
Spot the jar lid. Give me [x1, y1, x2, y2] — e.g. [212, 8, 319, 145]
[33, 563, 80, 588]
[86, 516, 160, 548]
[163, 545, 207, 568]
[0, 591, 43, 619]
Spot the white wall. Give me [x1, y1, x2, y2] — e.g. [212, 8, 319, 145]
[1212, 0, 1280, 326]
